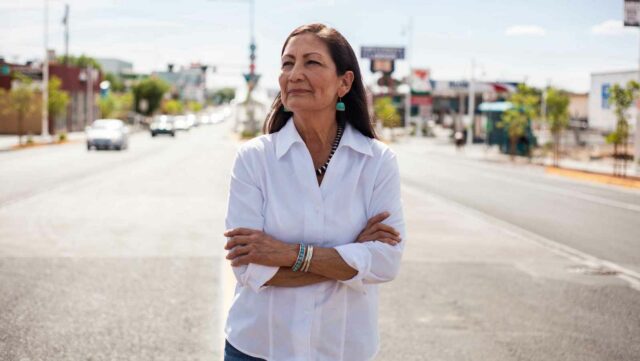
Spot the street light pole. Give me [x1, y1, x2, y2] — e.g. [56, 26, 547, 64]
[635, 27, 640, 172]
[404, 16, 413, 135]
[42, 0, 50, 139]
[208, 0, 258, 134]
[467, 58, 475, 145]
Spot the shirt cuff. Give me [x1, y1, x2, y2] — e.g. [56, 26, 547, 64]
[238, 263, 279, 293]
[334, 243, 372, 294]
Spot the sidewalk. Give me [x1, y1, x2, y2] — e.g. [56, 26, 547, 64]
[0, 125, 148, 152]
[398, 126, 640, 188]
[0, 132, 86, 152]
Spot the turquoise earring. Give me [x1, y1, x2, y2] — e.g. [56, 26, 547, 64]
[336, 97, 345, 112]
[283, 105, 291, 112]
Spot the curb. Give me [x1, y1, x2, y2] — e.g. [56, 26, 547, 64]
[2, 139, 85, 152]
[545, 166, 640, 189]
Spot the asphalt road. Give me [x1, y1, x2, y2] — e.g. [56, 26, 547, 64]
[394, 139, 640, 274]
[0, 116, 235, 360]
[1, 118, 638, 360]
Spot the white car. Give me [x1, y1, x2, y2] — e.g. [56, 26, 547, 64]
[86, 119, 129, 151]
[173, 115, 191, 131]
[186, 114, 197, 128]
[150, 115, 176, 137]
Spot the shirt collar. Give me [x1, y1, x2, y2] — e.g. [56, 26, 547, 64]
[275, 117, 373, 159]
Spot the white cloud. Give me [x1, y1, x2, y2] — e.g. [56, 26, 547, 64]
[505, 25, 546, 36]
[591, 20, 637, 36]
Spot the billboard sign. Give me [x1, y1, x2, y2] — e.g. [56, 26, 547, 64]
[601, 84, 610, 109]
[410, 68, 432, 94]
[360, 47, 405, 60]
[625, 0, 640, 26]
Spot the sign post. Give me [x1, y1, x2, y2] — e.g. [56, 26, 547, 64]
[361, 46, 407, 131]
[410, 68, 432, 137]
[624, 0, 640, 169]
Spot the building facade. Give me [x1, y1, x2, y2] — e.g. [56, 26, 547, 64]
[589, 70, 639, 131]
[0, 58, 101, 135]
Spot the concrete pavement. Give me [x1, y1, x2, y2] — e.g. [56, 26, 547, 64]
[423, 125, 639, 179]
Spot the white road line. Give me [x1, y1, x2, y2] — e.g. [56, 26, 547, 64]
[478, 172, 640, 213]
[402, 182, 640, 292]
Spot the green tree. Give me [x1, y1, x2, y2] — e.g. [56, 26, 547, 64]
[545, 87, 570, 166]
[57, 54, 102, 71]
[186, 100, 203, 113]
[104, 72, 125, 92]
[213, 87, 236, 104]
[500, 84, 540, 159]
[607, 80, 640, 177]
[99, 92, 134, 119]
[374, 97, 401, 141]
[117, 92, 134, 118]
[48, 76, 70, 131]
[0, 74, 38, 145]
[99, 94, 117, 119]
[132, 77, 169, 116]
[162, 99, 184, 115]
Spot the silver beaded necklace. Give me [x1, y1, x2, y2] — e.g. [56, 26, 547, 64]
[316, 123, 345, 176]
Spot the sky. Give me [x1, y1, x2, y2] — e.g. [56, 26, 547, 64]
[1, 0, 639, 93]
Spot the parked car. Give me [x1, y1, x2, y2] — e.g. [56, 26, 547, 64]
[150, 115, 176, 137]
[173, 115, 191, 131]
[86, 119, 129, 151]
[186, 113, 197, 128]
[198, 114, 211, 125]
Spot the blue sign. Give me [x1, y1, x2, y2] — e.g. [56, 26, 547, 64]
[360, 47, 405, 60]
[601, 84, 610, 109]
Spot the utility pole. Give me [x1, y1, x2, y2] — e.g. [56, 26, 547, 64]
[467, 58, 475, 145]
[208, 0, 258, 134]
[63, 4, 69, 66]
[623, 0, 640, 172]
[404, 16, 413, 135]
[635, 26, 640, 172]
[42, 0, 50, 139]
[86, 65, 93, 127]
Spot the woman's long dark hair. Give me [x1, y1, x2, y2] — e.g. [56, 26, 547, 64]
[262, 23, 377, 139]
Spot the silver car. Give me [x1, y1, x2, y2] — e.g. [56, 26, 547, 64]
[86, 119, 129, 151]
[150, 115, 176, 137]
[173, 115, 191, 131]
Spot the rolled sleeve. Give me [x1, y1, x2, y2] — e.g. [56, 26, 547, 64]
[335, 149, 406, 293]
[232, 263, 280, 293]
[225, 147, 278, 292]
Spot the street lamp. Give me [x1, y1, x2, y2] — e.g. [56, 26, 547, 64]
[403, 17, 413, 135]
[42, 0, 50, 140]
[207, 0, 259, 134]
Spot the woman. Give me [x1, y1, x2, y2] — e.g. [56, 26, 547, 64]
[223, 23, 405, 361]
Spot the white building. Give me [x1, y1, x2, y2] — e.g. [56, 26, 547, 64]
[589, 70, 639, 131]
[96, 58, 133, 75]
[154, 64, 207, 103]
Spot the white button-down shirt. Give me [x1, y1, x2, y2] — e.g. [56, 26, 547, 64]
[224, 117, 405, 361]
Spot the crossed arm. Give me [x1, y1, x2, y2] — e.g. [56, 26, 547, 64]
[224, 212, 401, 288]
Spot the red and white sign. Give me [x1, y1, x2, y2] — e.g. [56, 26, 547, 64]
[411, 95, 433, 106]
[410, 68, 432, 93]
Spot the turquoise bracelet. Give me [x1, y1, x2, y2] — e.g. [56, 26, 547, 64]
[292, 244, 306, 272]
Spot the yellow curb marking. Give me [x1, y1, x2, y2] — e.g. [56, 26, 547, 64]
[545, 166, 640, 189]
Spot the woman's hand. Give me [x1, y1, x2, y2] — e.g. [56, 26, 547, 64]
[224, 228, 298, 267]
[355, 212, 401, 246]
